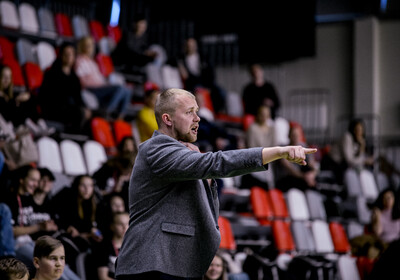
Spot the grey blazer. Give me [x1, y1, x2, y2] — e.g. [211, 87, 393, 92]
[115, 130, 266, 278]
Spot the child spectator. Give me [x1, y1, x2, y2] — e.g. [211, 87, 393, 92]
[0, 256, 29, 280]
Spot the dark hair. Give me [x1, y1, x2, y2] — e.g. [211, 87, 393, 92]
[51, 41, 76, 69]
[348, 118, 365, 140]
[34, 235, 63, 259]
[0, 257, 29, 280]
[39, 167, 55, 181]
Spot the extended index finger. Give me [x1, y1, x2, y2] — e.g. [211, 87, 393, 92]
[304, 148, 317, 154]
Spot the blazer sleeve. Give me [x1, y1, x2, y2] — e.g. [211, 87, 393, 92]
[145, 134, 266, 181]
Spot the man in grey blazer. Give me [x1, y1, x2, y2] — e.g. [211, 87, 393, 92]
[115, 88, 316, 280]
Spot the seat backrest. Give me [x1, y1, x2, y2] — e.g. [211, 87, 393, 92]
[161, 64, 183, 89]
[95, 53, 114, 78]
[107, 24, 122, 43]
[112, 119, 133, 145]
[16, 38, 37, 66]
[18, 2, 39, 34]
[38, 7, 57, 37]
[242, 114, 255, 132]
[268, 188, 289, 219]
[37, 41, 56, 71]
[22, 62, 43, 91]
[359, 169, 379, 201]
[311, 220, 334, 254]
[291, 220, 316, 253]
[329, 221, 351, 253]
[271, 219, 296, 252]
[0, 36, 17, 64]
[286, 188, 310, 220]
[225, 91, 244, 118]
[250, 186, 273, 224]
[346, 221, 365, 240]
[305, 189, 327, 220]
[72, 14, 90, 40]
[337, 255, 361, 280]
[98, 36, 116, 55]
[344, 168, 362, 198]
[0, 0, 20, 29]
[90, 117, 117, 155]
[60, 139, 87, 176]
[218, 216, 237, 251]
[37, 136, 63, 173]
[82, 140, 107, 175]
[89, 20, 106, 42]
[54, 13, 73, 37]
[356, 196, 371, 225]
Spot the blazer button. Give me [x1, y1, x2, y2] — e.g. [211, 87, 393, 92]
[216, 226, 220, 230]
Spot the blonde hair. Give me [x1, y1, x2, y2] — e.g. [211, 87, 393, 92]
[154, 88, 195, 126]
[77, 36, 94, 56]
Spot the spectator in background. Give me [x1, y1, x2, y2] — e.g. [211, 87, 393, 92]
[93, 211, 129, 280]
[0, 257, 29, 280]
[52, 174, 103, 268]
[0, 203, 15, 257]
[96, 193, 126, 238]
[75, 36, 132, 120]
[39, 42, 93, 135]
[177, 37, 227, 114]
[32, 235, 79, 280]
[370, 188, 400, 246]
[111, 16, 157, 78]
[321, 118, 375, 184]
[242, 104, 277, 190]
[273, 122, 319, 192]
[203, 251, 229, 280]
[1, 165, 58, 273]
[136, 83, 160, 143]
[242, 63, 281, 120]
[0, 65, 39, 128]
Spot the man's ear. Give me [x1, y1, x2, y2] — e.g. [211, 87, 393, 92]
[162, 113, 172, 126]
[33, 257, 40, 269]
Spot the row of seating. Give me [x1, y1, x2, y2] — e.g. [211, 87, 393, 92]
[0, 0, 121, 42]
[218, 186, 374, 280]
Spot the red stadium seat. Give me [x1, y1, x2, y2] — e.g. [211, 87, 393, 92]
[107, 24, 122, 43]
[113, 119, 133, 145]
[95, 53, 114, 78]
[0, 36, 17, 64]
[329, 221, 351, 254]
[54, 13, 73, 37]
[268, 188, 290, 219]
[250, 186, 273, 225]
[91, 117, 117, 156]
[218, 216, 236, 251]
[22, 62, 43, 92]
[89, 20, 106, 42]
[271, 219, 296, 253]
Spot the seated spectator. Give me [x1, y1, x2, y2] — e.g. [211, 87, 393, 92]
[273, 122, 319, 192]
[0, 65, 39, 129]
[111, 16, 157, 78]
[176, 37, 226, 114]
[370, 188, 400, 246]
[75, 36, 132, 120]
[0, 203, 15, 257]
[321, 118, 375, 184]
[0, 256, 29, 280]
[203, 251, 229, 280]
[93, 211, 129, 280]
[96, 193, 126, 238]
[242, 104, 276, 190]
[0, 166, 58, 272]
[241, 63, 281, 120]
[136, 83, 159, 142]
[39, 42, 93, 135]
[52, 175, 103, 268]
[32, 235, 79, 280]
